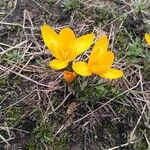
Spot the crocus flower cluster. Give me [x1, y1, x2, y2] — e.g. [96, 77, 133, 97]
[41, 24, 124, 81]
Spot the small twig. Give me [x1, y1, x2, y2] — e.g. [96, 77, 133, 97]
[0, 65, 51, 88]
[0, 40, 28, 55]
[1, 90, 35, 111]
[48, 92, 72, 115]
[104, 141, 136, 150]
[0, 134, 10, 146]
[0, 21, 38, 29]
[129, 104, 147, 141]
[31, 0, 51, 15]
[1, 0, 18, 22]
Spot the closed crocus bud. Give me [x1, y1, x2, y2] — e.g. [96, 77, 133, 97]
[63, 71, 76, 83]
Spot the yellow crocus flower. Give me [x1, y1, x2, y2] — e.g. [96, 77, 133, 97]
[41, 24, 95, 70]
[72, 34, 123, 79]
[144, 33, 150, 46]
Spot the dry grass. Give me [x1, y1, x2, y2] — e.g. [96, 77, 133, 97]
[0, 0, 150, 149]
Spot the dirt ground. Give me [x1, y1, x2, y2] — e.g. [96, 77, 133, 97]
[0, 0, 150, 150]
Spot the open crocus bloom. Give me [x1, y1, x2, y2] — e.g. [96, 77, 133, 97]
[144, 33, 150, 46]
[41, 24, 95, 70]
[72, 34, 123, 79]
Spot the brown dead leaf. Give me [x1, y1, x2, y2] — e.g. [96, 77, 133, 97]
[24, 9, 34, 21]
[47, 81, 60, 92]
[66, 102, 77, 115]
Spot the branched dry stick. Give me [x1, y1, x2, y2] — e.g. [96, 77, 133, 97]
[1, 0, 18, 22]
[0, 40, 28, 55]
[1, 90, 35, 111]
[0, 65, 51, 88]
[48, 92, 73, 115]
[73, 78, 141, 125]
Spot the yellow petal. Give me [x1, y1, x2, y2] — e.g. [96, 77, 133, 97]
[74, 33, 95, 55]
[89, 64, 108, 74]
[41, 24, 60, 58]
[89, 34, 108, 64]
[144, 33, 150, 46]
[59, 27, 75, 58]
[49, 59, 68, 70]
[99, 68, 123, 79]
[93, 34, 108, 52]
[65, 51, 77, 62]
[98, 51, 114, 67]
[72, 62, 92, 76]
[88, 51, 114, 74]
